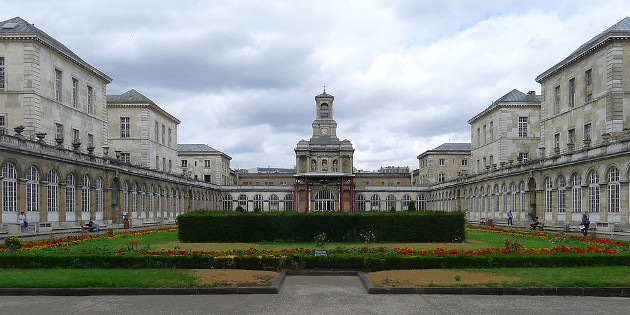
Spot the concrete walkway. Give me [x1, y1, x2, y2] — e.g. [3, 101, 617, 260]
[0, 276, 628, 314]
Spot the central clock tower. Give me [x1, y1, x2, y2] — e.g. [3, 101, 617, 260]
[294, 90, 355, 213]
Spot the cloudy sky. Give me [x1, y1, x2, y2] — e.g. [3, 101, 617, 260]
[5, 1, 630, 170]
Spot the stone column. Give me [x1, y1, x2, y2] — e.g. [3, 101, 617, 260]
[620, 180, 629, 224]
[40, 181, 48, 222]
[599, 183, 607, 222]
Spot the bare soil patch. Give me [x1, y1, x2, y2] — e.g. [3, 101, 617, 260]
[190, 269, 278, 287]
[368, 270, 521, 287]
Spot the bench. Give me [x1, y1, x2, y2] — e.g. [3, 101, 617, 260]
[81, 225, 97, 232]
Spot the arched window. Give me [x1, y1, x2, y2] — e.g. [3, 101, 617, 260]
[81, 175, 90, 214]
[238, 194, 247, 211]
[26, 166, 40, 212]
[156, 187, 162, 216]
[96, 177, 103, 213]
[474, 188, 479, 213]
[370, 194, 381, 211]
[386, 194, 396, 211]
[501, 183, 507, 213]
[65, 174, 75, 213]
[320, 103, 329, 118]
[509, 182, 516, 212]
[141, 184, 147, 215]
[269, 194, 279, 211]
[588, 171, 600, 212]
[315, 189, 334, 212]
[284, 194, 294, 211]
[480, 187, 485, 212]
[519, 181, 526, 212]
[122, 181, 129, 214]
[572, 174, 581, 213]
[1, 163, 18, 212]
[223, 194, 233, 211]
[253, 194, 263, 211]
[355, 194, 365, 211]
[132, 183, 138, 214]
[401, 194, 411, 211]
[608, 167, 620, 212]
[544, 177, 553, 213]
[557, 175, 566, 213]
[149, 185, 154, 214]
[418, 194, 427, 211]
[494, 185, 500, 212]
[47, 170, 59, 212]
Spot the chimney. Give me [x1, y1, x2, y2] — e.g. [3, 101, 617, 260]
[527, 91, 536, 101]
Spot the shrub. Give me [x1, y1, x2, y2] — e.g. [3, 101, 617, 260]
[235, 206, 245, 212]
[314, 233, 327, 248]
[390, 206, 396, 212]
[407, 201, 416, 212]
[4, 236, 22, 250]
[177, 211, 466, 243]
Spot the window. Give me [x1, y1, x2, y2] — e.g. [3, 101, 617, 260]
[155, 156, 159, 169]
[223, 195, 233, 211]
[65, 174, 75, 213]
[557, 176, 566, 213]
[72, 78, 78, 108]
[55, 69, 62, 102]
[161, 124, 165, 144]
[438, 173, 446, 183]
[554, 85, 560, 114]
[87, 134, 94, 147]
[585, 69, 593, 102]
[554, 133, 560, 149]
[568, 129, 575, 145]
[572, 174, 582, 213]
[253, 194, 264, 211]
[588, 171, 600, 212]
[461, 159, 467, 166]
[402, 194, 411, 210]
[120, 117, 130, 138]
[483, 125, 488, 144]
[569, 78, 575, 107]
[608, 167, 620, 213]
[154, 121, 159, 142]
[204, 160, 211, 168]
[584, 123, 592, 140]
[489, 121, 494, 140]
[284, 194, 294, 211]
[168, 160, 172, 172]
[386, 194, 396, 211]
[26, 166, 39, 212]
[55, 123, 63, 140]
[0, 57, 5, 89]
[510, 182, 517, 212]
[519, 181, 526, 212]
[1, 163, 17, 212]
[122, 182, 128, 214]
[370, 194, 380, 211]
[0, 114, 5, 134]
[320, 103, 329, 118]
[438, 158, 445, 166]
[270, 194, 279, 211]
[355, 194, 365, 211]
[81, 175, 90, 214]
[87, 85, 93, 114]
[518, 153, 528, 163]
[518, 117, 528, 137]
[162, 158, 166, 172]
[96, 177, 103, 213]
[417, 195, 427, 211]
[182, 160, 188, 167]
[72, 129, 80, 144]
[131, 183, 138, 214]
[168, 128, 172, 146]
[238, 194, 247, 211]
[476, 128, 480, 147]
[47, 170, 59, 212]
[204, 175, 211, 182]
[120, 152, 130, 164]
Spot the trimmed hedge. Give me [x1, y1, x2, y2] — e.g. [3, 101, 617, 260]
[1, 252, 629, 270]
[177, 211, 466, 243]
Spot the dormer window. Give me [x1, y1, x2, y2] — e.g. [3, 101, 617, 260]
[320, 103, 329, 118]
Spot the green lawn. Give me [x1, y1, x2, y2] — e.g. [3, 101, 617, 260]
[487, 266, 630, 287]
[0, 269, 198, 288]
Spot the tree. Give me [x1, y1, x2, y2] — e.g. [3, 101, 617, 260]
[407, 200, 416, 212]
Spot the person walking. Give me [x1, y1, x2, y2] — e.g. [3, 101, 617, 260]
[507, 210, 513, 226]
[581, 211, 590, 236]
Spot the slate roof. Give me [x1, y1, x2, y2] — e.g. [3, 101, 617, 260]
[537, 17, 630, 82]
[0, 17, 111, 82]
[430, 143, 471, 152]
[107, 89, 156, 104]
[177, 144, 219, 153]
[492, 89, 541, 104]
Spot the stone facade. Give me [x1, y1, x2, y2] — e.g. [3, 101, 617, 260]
[417, 143, 470, 186]
[107, 89, 180, 173]
[178, 144, 232, 185]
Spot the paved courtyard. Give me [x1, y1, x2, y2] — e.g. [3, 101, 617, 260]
[0, 276, 628, 314]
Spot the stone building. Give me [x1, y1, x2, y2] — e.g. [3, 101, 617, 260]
[468, 89, 541, 173]
[107, 89, 180, 173]
[416, 143, 470, 186]
[178, 143, 232, 185]
[0, 17, 111, 150]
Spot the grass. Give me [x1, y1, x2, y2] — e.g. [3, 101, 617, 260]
[0, 269, 198, 288]
[487, 266, 630, 287]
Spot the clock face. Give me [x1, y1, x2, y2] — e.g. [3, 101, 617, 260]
[321, 128, 328, 135]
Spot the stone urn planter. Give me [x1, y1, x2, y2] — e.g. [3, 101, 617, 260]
[35, 132, 47, 143]
[14, 126, 24, 137]
[72, 142, 81, 151]
[87, 146, 95, 155]
[55, 138, 64, 147]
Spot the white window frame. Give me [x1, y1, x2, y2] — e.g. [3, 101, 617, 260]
[55, 69, 62, 102]
[608, 168, 620, 213]
[588, 171, 600, 212]
[47, 170, 59, 212]
[572, 175, 582, 213]
[518, 117, 528, 138]
[120, 117, 130, 138]
[26, 166, 39, 212]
